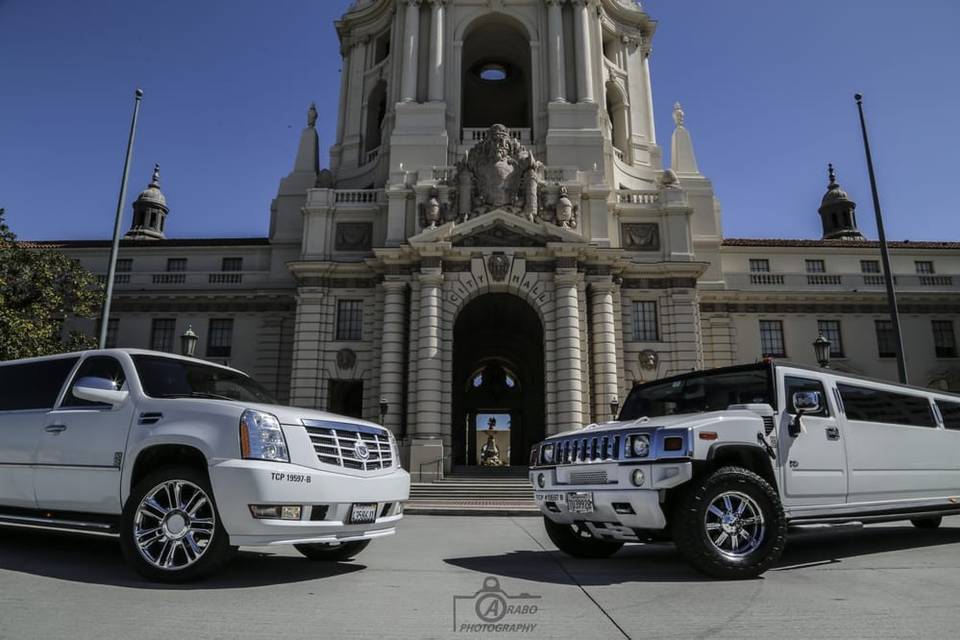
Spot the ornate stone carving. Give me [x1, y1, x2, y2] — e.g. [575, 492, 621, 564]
[418, 189, 450, 230]
[660, 168, 681, 189]
[621, 223, 660, 251]
[307, 102, 318, 128]
[487, 253, 510, 282]
[454, 124, 543, 222]
[553, 186, 578, 230]
[336, 348, 357, 370]
[334, 222, 372, 251]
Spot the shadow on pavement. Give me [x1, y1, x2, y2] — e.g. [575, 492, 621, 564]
[0, 527, 364, 589]
[445, 524, 960, 584]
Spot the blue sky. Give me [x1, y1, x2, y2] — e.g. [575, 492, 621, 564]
[1, 0, 958, 242]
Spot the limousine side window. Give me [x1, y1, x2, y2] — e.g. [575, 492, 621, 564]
[936, 400, 960, 430]
[784, 376, 830, 416]
[0, 358, 80, 411]
[60, 356, 127, 409]
[837, 383, 935, 427]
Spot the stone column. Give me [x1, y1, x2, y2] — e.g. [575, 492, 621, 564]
[427, 0, 445, 102]
[546, 0, 566, 103]
[554, 269, 584, 429]
[414, 268, 443, 436]
[590, 279, 618, 421]
[379, 279, 408, 435]
[572, 0, 594, 103]
[400, 0, 422, 103]
[641, 45, 656, 144]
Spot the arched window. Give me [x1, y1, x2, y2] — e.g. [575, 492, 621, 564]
[461, 15, 532, 131]
[605, 82, 630, 159]
[364, 80, 387, 158]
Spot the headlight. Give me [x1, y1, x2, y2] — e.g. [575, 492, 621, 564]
[542, 443, 555, 464]
[240, 409, 289, 462]
[631, 434, 650, 457]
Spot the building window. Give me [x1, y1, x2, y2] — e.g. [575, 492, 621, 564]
[335, 300, 363, 341]
[221, 257, 243, 272]
[860, 260, 880, 274]
[749, 259, 770, 273]
[206, 318, 234, 358]
[933, 320, 957, 358]
[817, 320, 844, 358]
[166, 258, 187, 272]
[105, 318, 120, 348]
[805, 259, 825, 274]
[759, 320, 786, 357]
[875, 320, 896, 358]
[631, 301, 659, 342]
[328, 380, 364, 419]
[116, 258, 132, 272]
[150, 318, 176, 352]
[915, 261, 935, 274]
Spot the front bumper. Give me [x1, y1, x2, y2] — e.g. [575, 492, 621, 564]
[530, 461, 692, 541]
[209, 459, 410, 547]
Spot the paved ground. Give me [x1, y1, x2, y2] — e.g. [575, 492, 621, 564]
[2, 515, 960, 639]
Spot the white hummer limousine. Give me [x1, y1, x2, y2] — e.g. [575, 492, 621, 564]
[0, 349, 409, 581]
[530, 361, 960, 579]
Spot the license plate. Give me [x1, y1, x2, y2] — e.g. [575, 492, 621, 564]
[566, 492, 594, 514]
[350, 503, 378, 524]
[536, 492, 566, 504]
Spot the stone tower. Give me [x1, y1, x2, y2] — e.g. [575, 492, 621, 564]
[126, 164, 168, 240]
[818, 163, 864, 240]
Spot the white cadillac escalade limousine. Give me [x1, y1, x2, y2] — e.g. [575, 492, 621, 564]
[0, 349, 409, 581]
[530, 361, 960, 579]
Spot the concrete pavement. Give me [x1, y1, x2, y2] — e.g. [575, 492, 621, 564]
[2, 516, 960, 639]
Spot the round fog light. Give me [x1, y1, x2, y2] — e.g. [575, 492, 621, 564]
[537, 473, 545, 488]
[631, 469, 645, 487]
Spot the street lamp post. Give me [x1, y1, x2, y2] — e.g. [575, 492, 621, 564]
[379, 398, 389, 424]
[609, 396, 620, 421]
[99, 88, 144, 349]
[180, 325, 198, 357]
[813, 334, 832, 369]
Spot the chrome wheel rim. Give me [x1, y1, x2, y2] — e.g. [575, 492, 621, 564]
[134, 479, 215, 571]
[704, 491, 765, 559]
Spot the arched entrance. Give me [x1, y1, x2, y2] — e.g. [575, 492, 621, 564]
[452, 293, 545, 467]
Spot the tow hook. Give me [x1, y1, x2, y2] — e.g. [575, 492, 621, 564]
[757, 432, 777, 460]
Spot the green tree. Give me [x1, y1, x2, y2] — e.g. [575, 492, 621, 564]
[0, 208, 104, 360]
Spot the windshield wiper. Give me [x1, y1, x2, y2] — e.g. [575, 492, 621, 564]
[156, 392, 236, 401]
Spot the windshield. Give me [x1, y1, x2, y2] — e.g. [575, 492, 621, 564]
[132, 354, 277, 404]
[619, 365, 774, 420]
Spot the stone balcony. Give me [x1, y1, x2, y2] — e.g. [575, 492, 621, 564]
[97, 270, 274, 290]
[725, 272, 959, 292]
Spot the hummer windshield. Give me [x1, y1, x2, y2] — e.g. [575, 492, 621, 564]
[132, 354, 277, 404]
[619, 364, 774, 420]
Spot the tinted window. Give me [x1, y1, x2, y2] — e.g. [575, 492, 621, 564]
[0, 358, 79, 411]
[61, 356, 127, 408]
[620, 367, 773, 420]
[937, 400, 960, 430]
[132, 355, 275, 404]
[785, 376, 829, 417]
[837, 383, 935, 427]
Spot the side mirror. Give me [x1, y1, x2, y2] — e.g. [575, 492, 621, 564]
[72, 376, 129, 408]
[788, 391, 821, 437]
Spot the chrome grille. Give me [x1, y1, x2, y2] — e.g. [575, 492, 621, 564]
[555, 434, 621, 464]
[569, 470, 609, 485]
[302, 419, 393, 471]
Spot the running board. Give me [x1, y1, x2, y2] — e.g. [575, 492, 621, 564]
[0, 510, 119, 536]
[788, 505, 960, 527]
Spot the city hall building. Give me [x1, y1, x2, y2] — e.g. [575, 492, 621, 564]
[39, 0, 960, 477]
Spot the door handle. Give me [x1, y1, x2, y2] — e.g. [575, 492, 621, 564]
[44, 424, 67, 434]
[825, 426, 840, 441]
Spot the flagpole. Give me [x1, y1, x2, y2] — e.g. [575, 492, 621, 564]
[99, 88, 143, 349]
[854, 93, 907, 384]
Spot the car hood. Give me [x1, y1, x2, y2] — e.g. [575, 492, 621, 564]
[544, 410, 736, 440]
[161, 398, 386, 433]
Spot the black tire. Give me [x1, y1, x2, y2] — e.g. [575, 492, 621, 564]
[294, 539, 371, 561]
[120, 465, 234, 582]
[671, 466, 786, 580]
[543, 516, 624, 558]
[910, 516, 942, 529]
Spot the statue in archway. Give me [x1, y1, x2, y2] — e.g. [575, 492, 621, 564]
[479, 418, 502, 466]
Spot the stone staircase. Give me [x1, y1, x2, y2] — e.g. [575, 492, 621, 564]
[405, 472, 539, 516]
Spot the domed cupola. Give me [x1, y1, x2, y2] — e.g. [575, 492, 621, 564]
[818, 163, 864, 240]
[126, 163, 169, 240]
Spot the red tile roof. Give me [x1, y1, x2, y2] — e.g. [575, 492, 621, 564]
[18, 237, 270, 249]
[723, 238, 960, 250]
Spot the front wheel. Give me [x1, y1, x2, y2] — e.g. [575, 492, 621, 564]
[671, 466, 786, 579]
[295, 540, 371, 561]
[543, 517, 624, 558]
[120, 465, 234, 582]
[910, 516, 942, 529]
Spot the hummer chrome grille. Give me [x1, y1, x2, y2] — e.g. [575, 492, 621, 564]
[302, 419, 393, 471]
[555, 434, 622, 464]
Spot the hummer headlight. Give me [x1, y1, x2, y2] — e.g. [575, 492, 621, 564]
[239, 409, 289, 462]
[542, 443, 555, 464]
[631, 434, 650, 457]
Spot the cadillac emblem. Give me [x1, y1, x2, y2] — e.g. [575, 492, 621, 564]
[487, 253, 510, 282]
[354, 441, 370, 460]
